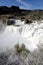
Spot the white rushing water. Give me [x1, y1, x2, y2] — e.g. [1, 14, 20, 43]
[0, 20, 43, 51]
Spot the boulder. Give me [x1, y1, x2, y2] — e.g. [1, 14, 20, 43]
[7, 20, 15, 25]
[25, 19, 32, 24]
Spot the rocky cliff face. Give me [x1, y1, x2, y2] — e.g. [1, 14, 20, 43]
[0, 6, 20, 14]
[0, 6, 43, 20]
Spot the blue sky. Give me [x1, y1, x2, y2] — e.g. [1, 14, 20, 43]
[0, 0, 43, 9]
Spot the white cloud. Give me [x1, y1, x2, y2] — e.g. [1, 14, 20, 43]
[16, 0, 31, 9]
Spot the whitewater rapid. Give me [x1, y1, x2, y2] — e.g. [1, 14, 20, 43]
[0, 20, 43, 51]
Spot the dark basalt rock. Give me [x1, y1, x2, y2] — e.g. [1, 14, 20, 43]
[0, 6, 20, 14]
[7, 20, 15, 25]
[25, 19, 32, 24]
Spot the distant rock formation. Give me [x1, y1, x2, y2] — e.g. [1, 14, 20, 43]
[0, 6, 20, 14]
[0, 6, 43, 20]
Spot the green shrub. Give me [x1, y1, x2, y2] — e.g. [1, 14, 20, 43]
[15, 43, 30, 58]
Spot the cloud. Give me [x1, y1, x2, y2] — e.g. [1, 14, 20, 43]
[16, 0, 31, 9]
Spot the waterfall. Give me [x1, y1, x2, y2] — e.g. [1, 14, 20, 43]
[0, 20, 43, 51]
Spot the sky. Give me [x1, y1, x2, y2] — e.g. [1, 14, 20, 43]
[0, 0, 43, 10]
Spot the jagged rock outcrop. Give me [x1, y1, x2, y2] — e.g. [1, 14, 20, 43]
[0, 6, 20, 14]
[0, 6, 43, 20]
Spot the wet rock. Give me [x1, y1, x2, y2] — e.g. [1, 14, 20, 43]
[7, 20, 15, 25]
[25, 19, 32, 24]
